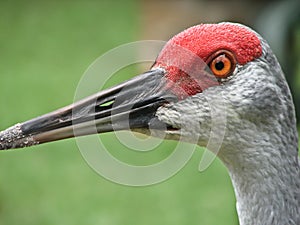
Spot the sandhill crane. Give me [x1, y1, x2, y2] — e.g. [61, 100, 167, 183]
[0, 22, 299, 225]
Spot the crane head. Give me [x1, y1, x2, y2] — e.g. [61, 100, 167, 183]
[0, 22, 297, 156]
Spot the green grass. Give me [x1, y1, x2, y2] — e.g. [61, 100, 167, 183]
[5, 1, 300, 225]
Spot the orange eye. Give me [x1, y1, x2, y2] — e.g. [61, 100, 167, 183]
[209, 52, 236, 78]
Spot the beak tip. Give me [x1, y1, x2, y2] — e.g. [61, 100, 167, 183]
[0, 123, 38, 150]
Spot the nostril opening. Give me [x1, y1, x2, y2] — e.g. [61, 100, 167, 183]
[97, 100, 115, 110]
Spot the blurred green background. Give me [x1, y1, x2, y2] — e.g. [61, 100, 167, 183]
[0, 1, 299, 225]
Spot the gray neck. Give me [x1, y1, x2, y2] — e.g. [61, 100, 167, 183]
[218, 50, 300, 224]
[220, 140, 300, 225]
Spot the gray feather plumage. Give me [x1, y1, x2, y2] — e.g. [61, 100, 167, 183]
[155, 29, 300, 225]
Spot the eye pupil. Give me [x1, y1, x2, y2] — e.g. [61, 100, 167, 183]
[215, 61, 224, 71]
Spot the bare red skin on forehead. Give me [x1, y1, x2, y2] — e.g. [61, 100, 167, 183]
[153, 23, 263, 99]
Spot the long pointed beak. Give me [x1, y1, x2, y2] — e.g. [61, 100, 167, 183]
[0, 68, 178, 150]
